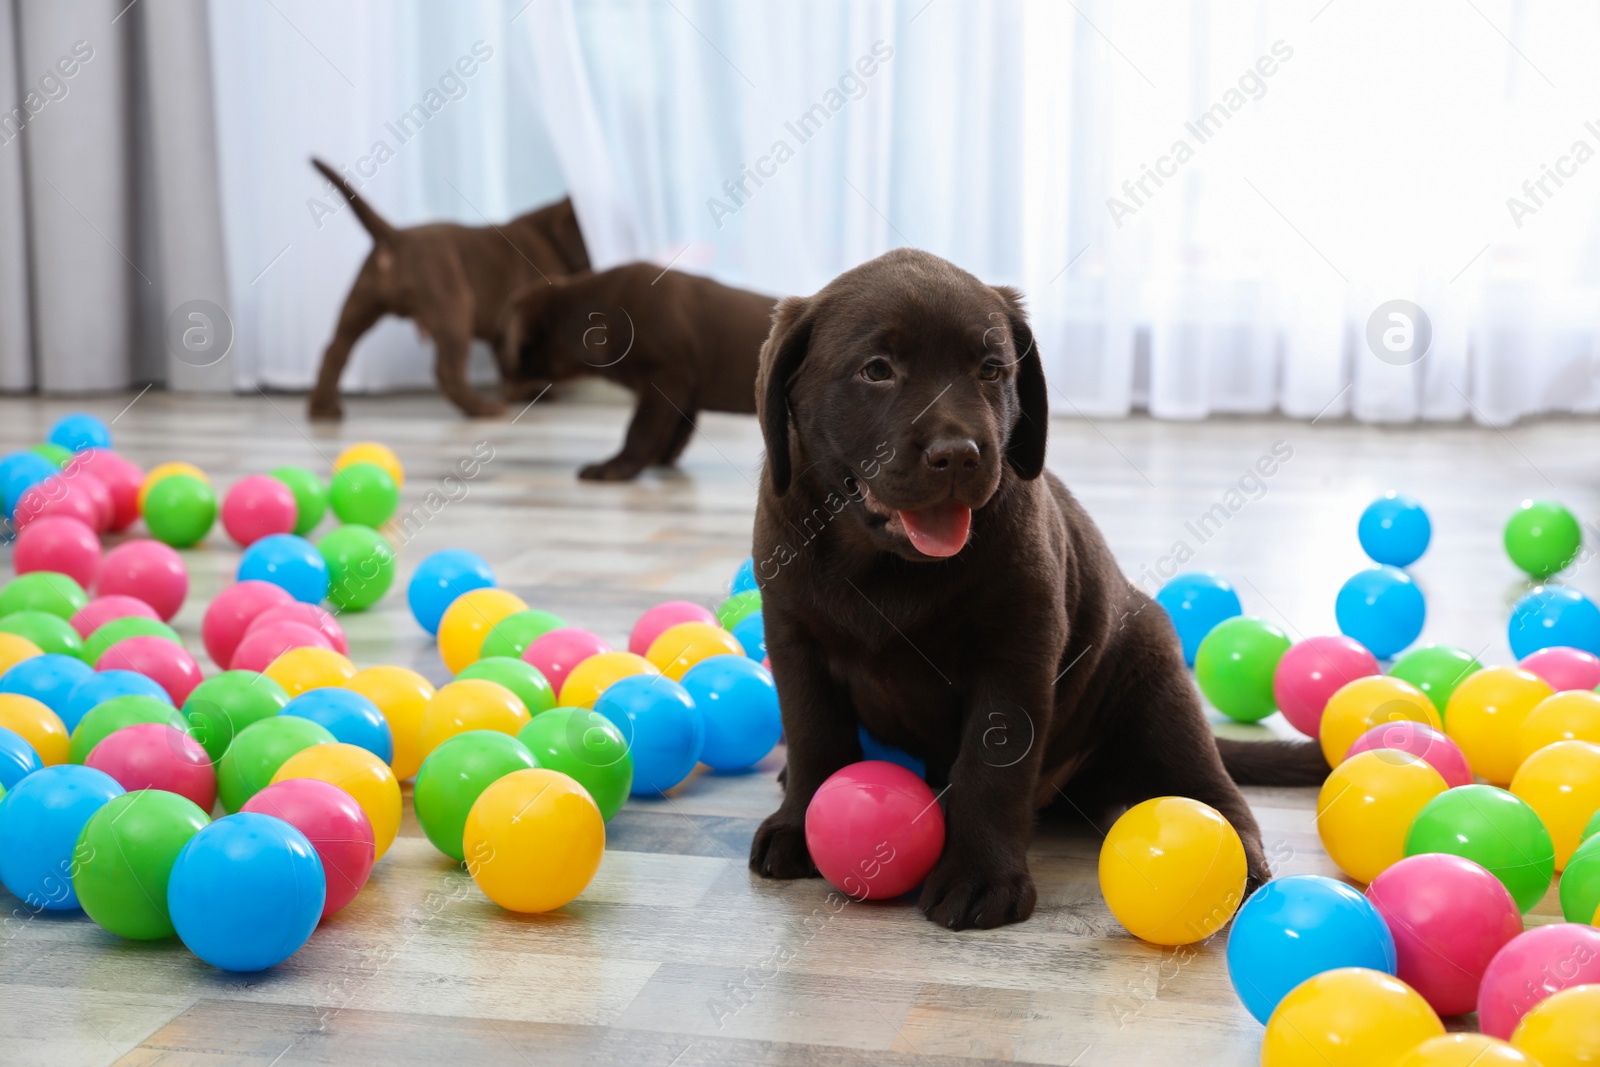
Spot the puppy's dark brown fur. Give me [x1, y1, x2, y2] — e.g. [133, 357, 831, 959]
[308, 159, 590, 421]
[501, 264, 775, 481]
[748, 249, 1327, 930]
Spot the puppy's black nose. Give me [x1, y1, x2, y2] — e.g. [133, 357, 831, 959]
[924, 437, 980, 473]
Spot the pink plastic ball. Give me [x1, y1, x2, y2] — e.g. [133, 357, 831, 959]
[98, 635, 203, 704]
[1344, 720, 1473, 788]
[1366, 853, 1523, 1016]
[14, 472, 109, 533]
[245, 603, 348, 656]
[629, 601, 720, 656]
[1272, 635, 1382, 738]
[805, 760, 946, 900]
[1518, 646, 1600, 693]
[84, 721, 216, 811]
[241, 778, 375, 917]
[70, 595, 160, 639]
[220, 474, 299, 547]
[94, 540, 188, 621]
[200, 580, 295, 668]
[13, 515, 101, 588]
[522, 627, 611, 696]
[64, 449, 143, 531]
[230, 621, 331, 673]
[1478, 923, 1600, 1039]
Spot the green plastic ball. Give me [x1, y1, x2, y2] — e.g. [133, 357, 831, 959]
[69, 695, 189, 764]
[457, 657, 556, 717]
[1193, 615, 1291, 722]
[74, 790, 210, 939]
[215, 715, 335, 812]
[413, 730, 538, 861]
[270, 465, 328, 536]
[1586, 806, 1600, 843]
[318, 524, 397, 611]
[517, 707, 632, 821]
[142, 474, 217, 547]
[1505, 500, 1582, 578]
[1404, 784, 1555, 913]
[1563, 831, 1600, 924]
[84, 618, 181, 666]
[329, 462, 399, 527]
[182, 670, 291, 762]
[30, 442, 73, 468]
[0, 610, 85, 659]
[1388, 643, 1483, 715]
[0, 571, 89, 620]
[480, 610, 567, 660]
[717, 590, 763, 630]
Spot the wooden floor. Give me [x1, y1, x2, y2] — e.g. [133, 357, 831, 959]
[0, 390, 1582, 1067]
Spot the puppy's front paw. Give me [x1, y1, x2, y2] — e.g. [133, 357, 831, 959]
[461, 398, 507, 419]
[307, 395, 344, 421]
[749, 813, 817, 879]
[578, 457, 644, 482]
[918, 855, 1036, 930]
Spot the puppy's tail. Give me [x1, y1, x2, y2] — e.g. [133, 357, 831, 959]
[311, 158, 395, 242]
[1216, 737, 1329, 787]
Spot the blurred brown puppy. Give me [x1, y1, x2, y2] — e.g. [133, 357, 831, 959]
[307, 158, 589, 420]
[501, 263, 776, 481]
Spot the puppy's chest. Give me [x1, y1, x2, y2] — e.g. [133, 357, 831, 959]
[820, 627, 969, 746]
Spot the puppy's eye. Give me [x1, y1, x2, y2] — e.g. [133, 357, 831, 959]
[979, 360, 1004, 381]
[860, 358, 894, 383]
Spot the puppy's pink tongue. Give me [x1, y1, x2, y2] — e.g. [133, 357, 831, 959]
[899, 501, 972, 557]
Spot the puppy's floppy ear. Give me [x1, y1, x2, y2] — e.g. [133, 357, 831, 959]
[757, 295, 813, 495]
[993, 286, 1048, 480]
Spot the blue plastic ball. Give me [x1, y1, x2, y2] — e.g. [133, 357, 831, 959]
[680, 655, 781, 772]
[1357, 492, 1431, 568]
[1335, 565, 1425, 659]
[858, 725, 926, 778]
[730, 556, 759, 595]
[0, 764, 124, 910]
[1226, 874, 1397, 1024]
[60, 669, 173, 733]
[238, 534, 329, 605]
[0, 654, 96, 719]
[0, 452, 59, 520]
[1508, 585, 1600, 659]
[48, 413, 113, 454]
[280, 688, 393, 764]
[407, 550, 495, 635]
[0, 726, 43, 790]
[1155, 572, 1242, 666]
[594, 674, 704, 795]
[731, 611, 767, 662]
[167, 813, 325, 972]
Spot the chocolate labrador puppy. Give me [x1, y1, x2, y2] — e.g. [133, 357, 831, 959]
[748, 249, 1327, 930]
[501, 263, 776, 481]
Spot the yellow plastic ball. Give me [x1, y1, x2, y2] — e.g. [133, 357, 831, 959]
[417, 679, 530, 762]
[1519, 689, 1600, 764]
[1509, 739, 1600, 870]
[334, 441, 404, 488]
[272, 741, 402, 860]
[558, 651, 661, 709]
[137, 461, 209, 512]
[263, 646, 358, 698]
[1317, 749, 1449, 884]
[0, 693, 69, 766]
[1393, 1034, 1540, 1067]
[645, 622, 744, 681]
[1097, 796, 1247, 946]
[1447, 666, 1555, 786]
[346, 665, 435, 781]
[1262, 968, 1444, 1067]
[463, 768, 604, 913]
[1512, 983, 1600, 1066]
[1320, 675, 1441, 767]
[437, 589, 528, 675]
[0, 633, 43, 678]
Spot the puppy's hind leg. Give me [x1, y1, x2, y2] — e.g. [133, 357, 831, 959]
[310, 284, 385, 420]
[579, 382, 692, 481]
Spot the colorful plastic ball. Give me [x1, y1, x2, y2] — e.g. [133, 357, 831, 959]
[629, 601, 719, 657]
[14, 517, 100, 589]
[1344, 721, 1472, 788]
[1317, 750, 1448, 884]
[418, 678, 531, 763]
[0, 570, 88, 619]
[230, 621, 331, 673]
[200, 580, 294, 668]
[1227, 875, 1397, 1024]
[0, 654, 93, 725]
[1194, 616, 1291, 722]
[1358, 492, 1431, 567]
[98, 635, 203, 704]
[167, 813, 325, 972]
[1510, 739, 1600, 869]
[457, 657, 555, 718]
[30, 442, 72, 468]
[142, 475, 216, 547]
[182, 670, 290, 763]
[481, 609, 566, 660]
[1319, 675, 1440, 767]
[438, 588, 528, 674]
[346, 665, 434, 780]
[1272, 635, 1381, 739]
[522, 627, 611, 696]
[65, 449, 142, 531]
[1405, 784, 1555, 913]
[645, 622, 743, 682]
[0, 763, 123, 909]
[0, 632, 43, 677]
[730, 557, 758, 595]
[1505, 499, 1582, 579]
[70, 594, 158, 641]
[559, 651, 660, 709]
[14, 472, 109, 534]
[414, 730, 538, 861]
[280, 688, 392, 765]
[220, 474, 298, 547]
[716, 590, 763, 630]
[0, 610, 83, 659]
[858, 725, 927, 778]
[1095, 795, 1247, 946]
[61, 669, 171, 732]
[334, 441, 404, 487]
[594, 673, 703, 795]
[0, 725, 43, 788]
[242, 778, 374, 917]
[237, 534, 329, 605]
[1386, 643, 1483, 715]
[681, 655, 780, 772]
[0, 450, 55, 515]
[1393, 1035, 1536, 1067]
[1366, 853, 1524, 1016]
[215, 715, 335, 813]
[731, 612, 766, 661]
[0, 693, 70, 765]
[1520, 645, 1600, 693]
[1562, 832, 1600, 924]
[1261, 967, 1444, 1067]
[1445, 666, 1554, 785]
[84, 617, 180, 667]
[48, 413, 112, 453]
[95, 540, 187, 621]
[407, 549, 495, 635]
[517, 708, 632, 822]
[1511, 984, 1600, 1066]
[463, 768, 604, 913]
[805, 761, 945, 902]
[68, 694, 189, 765]
[1336, 565, 1426, 659]
[318, 524, 396, 612]
[73, 788, 209, 940]
[1153, 572, 1244, 667]
[1512, 587, 1600, 671]
[246, 603, 348, 656]
[263, 646, 357, 698]
[272, 742, 400, 860]
[1478, 923, 1600, 1039]
[84, 721, 214, 810]
[137, 461, 209, 511]
[268, 465, 328, 536]
[328, 463, 398, 527]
